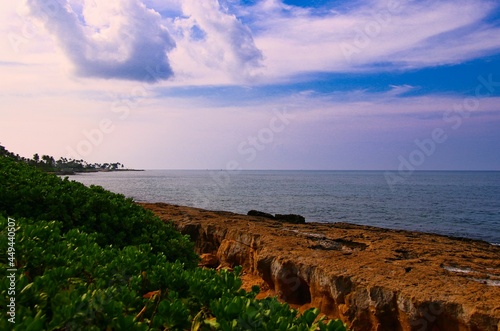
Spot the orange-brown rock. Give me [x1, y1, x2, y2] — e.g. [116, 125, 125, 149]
[199, 253, 220, 268]
[141, 202, 500, 331]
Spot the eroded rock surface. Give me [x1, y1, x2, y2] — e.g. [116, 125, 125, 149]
[141, 202, 500, 331]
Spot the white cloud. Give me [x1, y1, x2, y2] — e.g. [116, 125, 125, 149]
[23, 0, 175, 82]
[7, 0, 500, 85]
[168, 0, 263, 85]
[15, 0, 263, 85]
[386, 85, 416, 96]
[250, 0, 500, 80]
[395, 26, 500, 66]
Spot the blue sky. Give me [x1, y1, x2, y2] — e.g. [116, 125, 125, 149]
[1, 0, 500, 170]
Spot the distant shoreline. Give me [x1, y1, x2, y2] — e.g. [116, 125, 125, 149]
[55, 169, 145, 176]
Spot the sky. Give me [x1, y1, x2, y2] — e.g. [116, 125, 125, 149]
[1, 0, 500, 170]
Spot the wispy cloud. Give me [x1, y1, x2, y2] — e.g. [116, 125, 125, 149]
[249, 0, 500, 80]
[386, 85, 417, 96]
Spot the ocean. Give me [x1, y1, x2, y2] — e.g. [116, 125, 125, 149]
[70, 170, 500, 245]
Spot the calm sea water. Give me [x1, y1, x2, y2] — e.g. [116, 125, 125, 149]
[70, 170, 500, 244]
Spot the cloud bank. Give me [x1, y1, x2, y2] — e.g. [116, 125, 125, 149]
[24, 0, 175, 82]
[20, 0, 500, 85]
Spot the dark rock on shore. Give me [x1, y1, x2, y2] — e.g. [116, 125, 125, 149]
[275, 214, 306, 224]
[247, 210, 275, 219]
[247, 210, 306, 224]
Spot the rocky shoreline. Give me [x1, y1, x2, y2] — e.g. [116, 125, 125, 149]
[141, 202, 500, 331]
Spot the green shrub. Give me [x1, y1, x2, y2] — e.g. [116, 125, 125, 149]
[0, 156, 198, 267]
[0, 154, 349, 330]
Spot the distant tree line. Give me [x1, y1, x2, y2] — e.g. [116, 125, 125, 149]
[0, 144, 125, 175]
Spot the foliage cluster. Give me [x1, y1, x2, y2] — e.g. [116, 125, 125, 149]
[0, 152, 348, 330]
[0, 217, 346, 330]
[0, 144, 126, 174]
[0, 156, 196, 266]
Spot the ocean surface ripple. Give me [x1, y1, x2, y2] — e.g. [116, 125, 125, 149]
[71, 170, 500, 244]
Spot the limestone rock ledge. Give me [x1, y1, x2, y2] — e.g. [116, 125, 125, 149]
[141, 203, 500, 331]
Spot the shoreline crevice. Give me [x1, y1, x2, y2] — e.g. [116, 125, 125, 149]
[142, 202, 500, 331]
